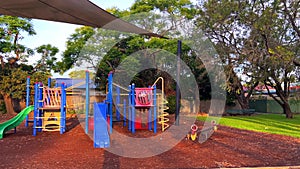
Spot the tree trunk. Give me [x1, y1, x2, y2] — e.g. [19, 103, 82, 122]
[282, 101, 293, 118]
[2, 94, 17, 114]
[236, 94, 249, 109]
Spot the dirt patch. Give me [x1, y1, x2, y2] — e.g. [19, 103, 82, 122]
[0, 114, 300, 169]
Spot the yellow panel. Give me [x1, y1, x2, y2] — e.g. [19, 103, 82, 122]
[42, 112, 61, 131]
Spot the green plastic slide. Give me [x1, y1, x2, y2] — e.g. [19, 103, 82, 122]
[0, 106, 34, 139]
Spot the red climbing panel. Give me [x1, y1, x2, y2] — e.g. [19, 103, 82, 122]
[135, 88, 153, 107]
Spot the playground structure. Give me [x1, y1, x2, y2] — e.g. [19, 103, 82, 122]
[0, 76, 70, 139]
[26, 77, 67, 135]
[1, 70, 172, 144]
[110, 72, 170, 133]
[92, 72, 170, 148]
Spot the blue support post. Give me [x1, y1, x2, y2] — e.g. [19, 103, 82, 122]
[38, 83, 43, 132]
[131, 84, 135, 134]
[153, 85, 157, 133]
[116, 86, 120, 121]
[123, 99, 126, 127]
[148, 108, 152, 131]
[108, 72, 113, 133]
[33, 83, 38, 136]
[128, 85, 131, 131]
[148, 85, 152, 131]
[48, 77, 51, 88]
[25, 76, 30, 127]
[85, 71, 90, 134]
[60, 83, 66, 134]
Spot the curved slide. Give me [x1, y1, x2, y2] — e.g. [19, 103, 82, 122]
[0, 106, 34, 139]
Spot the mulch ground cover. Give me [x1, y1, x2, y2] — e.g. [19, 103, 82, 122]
[0, 113, 300, 169]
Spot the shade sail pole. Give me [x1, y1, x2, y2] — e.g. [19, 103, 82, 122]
[175, 40, 181, 126]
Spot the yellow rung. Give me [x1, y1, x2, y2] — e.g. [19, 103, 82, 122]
[43, 128, 60, 132]
[152, 76, 170, 132]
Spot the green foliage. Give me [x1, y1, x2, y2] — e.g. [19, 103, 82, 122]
[0, 100, 6, 114]
[56, 26, 95, 74]
[0, 16, 60, 113]
[0, 16, 35, 36]
[68, 70, 95, 79]
[59, 1, 210, 98]
[226, 91, 236, 106]
[0, 69, 27, 99]
[166, 95, 176, 114]
[196, 0, 300, 114]
[0, 68, 50, 100]
[0, 15, 36, 64]
[35, 44, 59, 72]
[94, 36, 210, 98]
[130, 0, 197, 19]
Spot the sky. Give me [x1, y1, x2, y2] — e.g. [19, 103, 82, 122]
[21, 0, 135, 77]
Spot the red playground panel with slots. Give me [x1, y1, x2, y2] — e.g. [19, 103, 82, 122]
[135, 88, 153, 107]
[134, 88, 153, 129]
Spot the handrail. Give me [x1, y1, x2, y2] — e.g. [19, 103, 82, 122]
[112, 82, 130, 92]
[66, 81, 86, 91]
[152, 77, 164, 97]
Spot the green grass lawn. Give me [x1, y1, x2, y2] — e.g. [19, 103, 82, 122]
[198, 114, 300, 138]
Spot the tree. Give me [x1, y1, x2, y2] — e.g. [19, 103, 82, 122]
[0, 16, 36, 114]
[0, 16, 52, 114]
[68, 70, 95, 79]
[196, 0, 260, 109]
[58, 0, 211, 100]
[35, 44, 59, 72]
[240, 1, 298, 118]
[196, 0, 299, 118]
[129, 0, 197, 37]
[55, 26, 95, 74]
[0, 16, 35, 68]
[280, 0, 300, 66]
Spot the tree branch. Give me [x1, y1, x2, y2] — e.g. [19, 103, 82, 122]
[282, 0, 300, 38]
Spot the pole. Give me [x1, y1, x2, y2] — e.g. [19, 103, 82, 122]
[131, 84, 135, 133]
[128, 85, 131, 131]
[108, 72, 113, 133]
[85, 70, 90, 134]
[123, 99, 126, 127]
[33, 83, 38, 136]
[38, 82, 43, 132]
[153, 85, 157, 133]
[60, 83, 66, 134]
[48, 77, 51, 88]
[175, 40, 181, 126]
[25, 76, 30, 127]
[116, 86, 120, 121]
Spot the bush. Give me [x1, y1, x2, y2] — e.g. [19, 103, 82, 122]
[166, 95, 176, 114]
[0, 100, 6, 114]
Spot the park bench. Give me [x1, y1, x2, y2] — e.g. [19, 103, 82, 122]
[226, 109, 255, 116]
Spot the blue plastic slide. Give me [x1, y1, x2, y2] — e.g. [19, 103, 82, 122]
[93, 102, 110, 148]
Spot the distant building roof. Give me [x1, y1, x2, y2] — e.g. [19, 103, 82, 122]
[53, 78, 97, 89]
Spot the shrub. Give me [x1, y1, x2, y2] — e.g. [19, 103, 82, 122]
[0, 100, 6, 114]
[166, 95, 176, 114]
